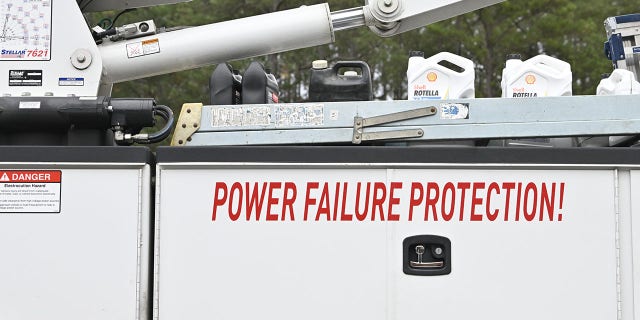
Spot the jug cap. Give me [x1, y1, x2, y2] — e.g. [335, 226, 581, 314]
[409, 51, 424, 57]
[312, 60, 328, 69]
[506, 53, 522, 60]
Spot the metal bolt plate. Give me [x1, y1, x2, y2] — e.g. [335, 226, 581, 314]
[71, 48, 92, 70]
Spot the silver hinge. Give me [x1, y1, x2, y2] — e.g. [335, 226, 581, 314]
[352, 106, 437, 144]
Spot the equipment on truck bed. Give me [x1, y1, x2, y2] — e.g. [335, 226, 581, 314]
[605, 14, 640, 81]
[5, 0, 639, 147]
[5, 1, 640, 320]
[0, 0, 505, 145]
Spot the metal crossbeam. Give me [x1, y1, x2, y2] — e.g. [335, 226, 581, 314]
[174, 95, 640, 146]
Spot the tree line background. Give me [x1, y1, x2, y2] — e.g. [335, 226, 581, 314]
[86, 0, 640, 119]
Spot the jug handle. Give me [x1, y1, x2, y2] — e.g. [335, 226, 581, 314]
[333, 61, 372, 79]
[433, 52, 474, 74]
[529, 55, 570, 72]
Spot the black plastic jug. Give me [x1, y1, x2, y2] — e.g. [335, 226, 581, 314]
[242, 61, 279, 104]
[308, 60, 373, 102]
[210, 63, 242, 105]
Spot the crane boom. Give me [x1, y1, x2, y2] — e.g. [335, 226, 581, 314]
[97, 0, 507, 87]
[364, 0, 506, 36]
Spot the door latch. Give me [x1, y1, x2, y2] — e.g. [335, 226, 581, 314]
[403, 235, 451, 276]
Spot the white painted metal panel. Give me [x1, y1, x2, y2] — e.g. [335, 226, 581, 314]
[156, 163, 618, 319]
[387, 169, 617, 320]
[0, 165, 151, 320]
[155, 168, 388, 319]
[631, 170, 640, 318]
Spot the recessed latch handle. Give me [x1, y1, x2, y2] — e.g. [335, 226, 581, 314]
[409, 245, 444, 269]
[403, 235, 451, 276]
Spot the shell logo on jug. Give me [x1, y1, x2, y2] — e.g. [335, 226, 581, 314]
[525, 74, 536, 85]
[427, 72, 438, 82]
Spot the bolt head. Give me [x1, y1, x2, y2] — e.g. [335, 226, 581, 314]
[71, 49, 92, 70]
[377, 0, 398, 14]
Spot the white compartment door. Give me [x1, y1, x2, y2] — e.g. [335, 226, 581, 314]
[388, 169, 618, 320]
[156, 168, 389, 320]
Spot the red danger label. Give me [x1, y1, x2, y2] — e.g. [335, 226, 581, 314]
[0, 170, 61, 183]
[0, 170, 62, 214]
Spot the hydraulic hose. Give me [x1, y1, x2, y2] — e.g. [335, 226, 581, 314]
[135, 104, 174, 144]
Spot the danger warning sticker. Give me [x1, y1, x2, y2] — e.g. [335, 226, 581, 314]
[126, 38, 160, 58]
[0, 170, 62, 213]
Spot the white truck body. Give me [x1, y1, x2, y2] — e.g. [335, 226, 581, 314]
[0, 147, 153, 320]
[153, 147, 639, 319]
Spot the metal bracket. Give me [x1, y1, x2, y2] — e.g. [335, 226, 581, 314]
[171, 103, 203, 146]
[352, 106, 436, 144]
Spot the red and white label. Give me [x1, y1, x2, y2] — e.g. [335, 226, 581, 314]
[210, 180, 566, 223]
[127, 38, 160, 58]
[0, 170, 62, 213]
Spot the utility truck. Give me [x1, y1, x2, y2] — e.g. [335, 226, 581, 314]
[1, 1, 640, 319]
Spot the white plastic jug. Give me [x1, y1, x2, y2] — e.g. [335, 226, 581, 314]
[597, 69, 640, 95]
[501, 54, 572, 98]
[494, 54, 574, 147]
[593, 69, 640, 146]
[407, 51, 475, 100]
